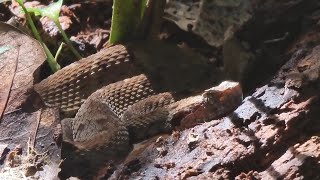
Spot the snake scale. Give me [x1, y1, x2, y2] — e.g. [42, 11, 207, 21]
[34, 41, 242, 179]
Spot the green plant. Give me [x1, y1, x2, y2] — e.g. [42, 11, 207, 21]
[14, 0, 61, 72]
[1, 0, 84, 72]
[27, 0, 82, 59]
[109, 0, 148, 44]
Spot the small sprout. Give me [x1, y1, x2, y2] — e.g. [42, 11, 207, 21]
[55, 42, 65, 62]
[27, 0, 82, 59]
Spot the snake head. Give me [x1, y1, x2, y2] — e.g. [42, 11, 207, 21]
[203, 81, 243, 105]
[59, 100, 133, 179]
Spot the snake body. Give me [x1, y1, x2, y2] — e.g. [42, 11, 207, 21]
[34, 44, 138, 115]
[34, 41, 242, 179]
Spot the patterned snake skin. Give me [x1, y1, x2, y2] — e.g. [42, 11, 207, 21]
[34, 44, 140, 115]
[34, 41, 242, 179]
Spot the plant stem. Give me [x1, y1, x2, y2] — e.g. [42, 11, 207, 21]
[43, 43, 61, 72]
[110, 0, 145, 44]
[55, 42, 65, 61]
[54, 20, 82, 59]
[18, 2, 60, 72]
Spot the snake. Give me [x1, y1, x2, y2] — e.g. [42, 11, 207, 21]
[34, 41, 243, 179]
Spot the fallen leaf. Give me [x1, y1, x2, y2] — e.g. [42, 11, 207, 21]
[0, 22, 46, 120]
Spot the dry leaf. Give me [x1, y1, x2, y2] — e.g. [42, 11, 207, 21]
[0, 22, 46, 119]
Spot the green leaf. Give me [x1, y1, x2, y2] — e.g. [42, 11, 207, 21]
[27, 0, 63, 20]
[26, 0, 81, 60]
[26, 7, 41, 16]
[0, 46, 12, 55]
